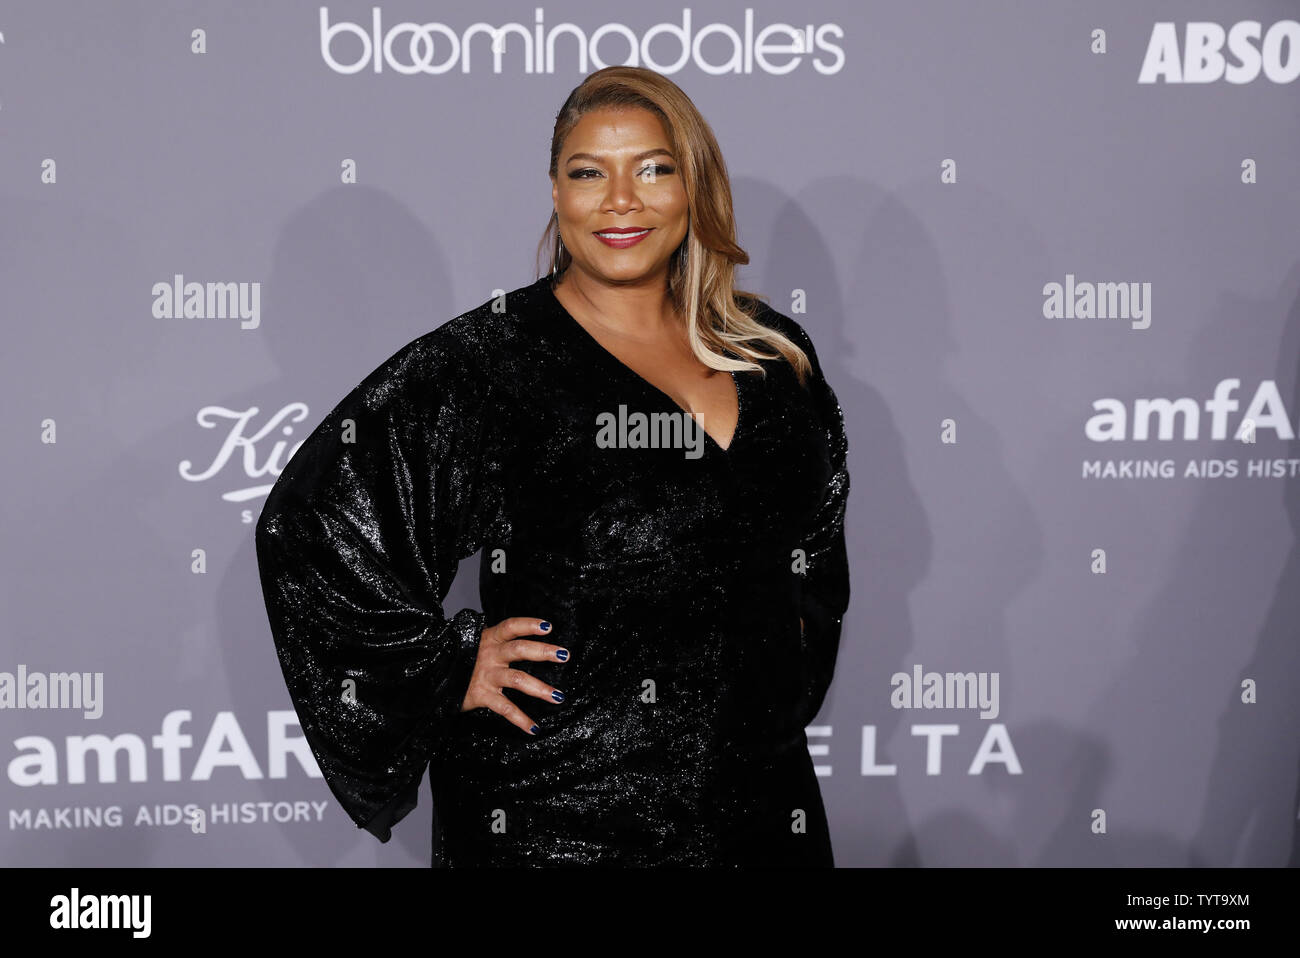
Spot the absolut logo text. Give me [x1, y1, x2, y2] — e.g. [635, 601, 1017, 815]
[1139, 20, 1300, 84]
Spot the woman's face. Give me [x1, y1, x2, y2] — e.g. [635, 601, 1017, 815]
[551, 106, 689, 287]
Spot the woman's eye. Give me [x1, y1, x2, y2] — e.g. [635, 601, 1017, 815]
[567, 165, 674, 181]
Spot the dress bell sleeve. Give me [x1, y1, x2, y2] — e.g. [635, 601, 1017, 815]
[254, 332, 497, 843]
[790, 324, 851, 732]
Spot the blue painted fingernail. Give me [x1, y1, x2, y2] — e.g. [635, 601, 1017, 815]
[551, 690, 565, 703]
[556, 648, 569, 661]
[539, 621, 551, 631]
[529, 724, 539, 734]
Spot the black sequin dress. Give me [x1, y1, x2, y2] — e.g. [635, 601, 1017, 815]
[254, 275, 850, 866]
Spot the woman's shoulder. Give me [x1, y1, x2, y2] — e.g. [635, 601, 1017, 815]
[437, 276, 553, 349]
[362, 278, 550, 394]
[317, 280, 542, 429]
[734, 293, 823, 363]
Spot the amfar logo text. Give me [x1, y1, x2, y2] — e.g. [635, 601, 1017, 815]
[8, 710, 320, 786]
[1086, 380, 1293, 441]
[1139, 20, 1299, 83]
[320, 7, 845, 75]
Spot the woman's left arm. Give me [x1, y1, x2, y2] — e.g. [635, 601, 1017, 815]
[790, 325, 851, 732]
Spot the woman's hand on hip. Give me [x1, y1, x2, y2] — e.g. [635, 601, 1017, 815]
[459, 617, 568, 735]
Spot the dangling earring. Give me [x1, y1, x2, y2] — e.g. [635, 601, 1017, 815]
[550, 210, 564, 280]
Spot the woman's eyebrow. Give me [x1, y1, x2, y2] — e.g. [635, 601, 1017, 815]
[564, 149, 675, 165]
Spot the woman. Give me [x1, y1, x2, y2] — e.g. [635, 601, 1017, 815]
[255, 66, 850, 866]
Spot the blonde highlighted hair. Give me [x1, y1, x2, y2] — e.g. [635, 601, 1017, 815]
[537, 65, 813, 385]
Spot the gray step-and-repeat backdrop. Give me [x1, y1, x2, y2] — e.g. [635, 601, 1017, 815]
[3, 1, 1298, 867]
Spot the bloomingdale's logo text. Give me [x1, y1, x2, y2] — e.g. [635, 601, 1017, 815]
[319, 7, 846, 76]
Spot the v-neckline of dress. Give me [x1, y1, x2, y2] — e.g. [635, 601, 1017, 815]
[539, 276, 743, 456]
